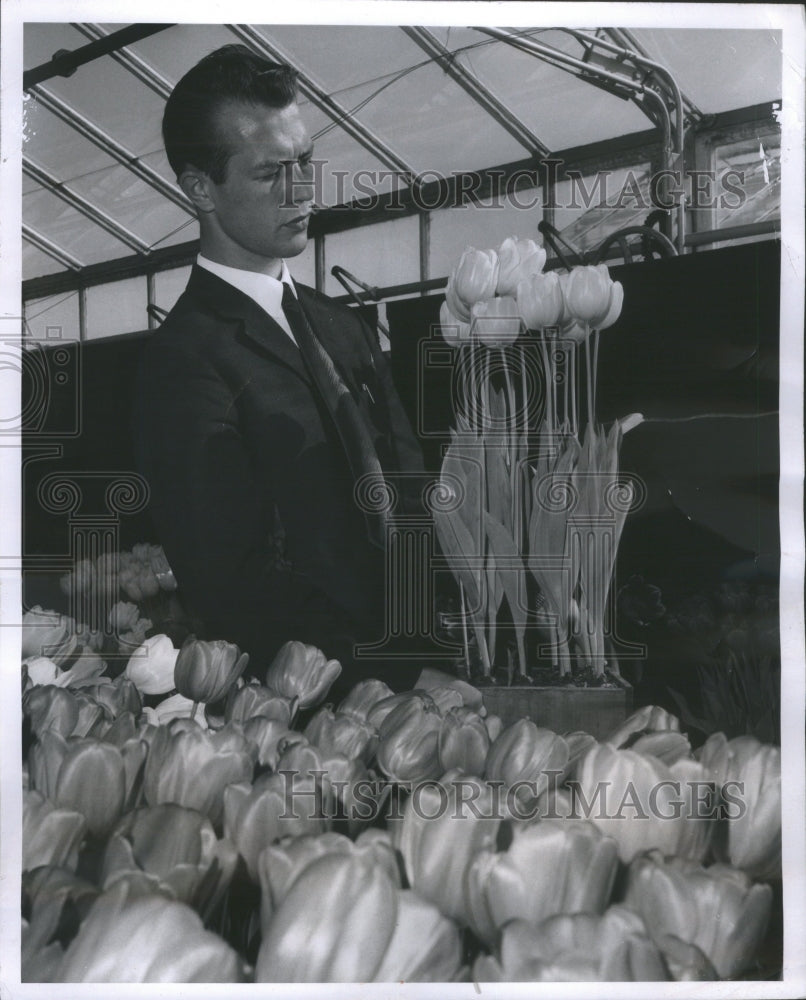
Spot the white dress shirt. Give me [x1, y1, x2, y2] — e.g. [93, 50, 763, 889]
[197, 255, 299, 344]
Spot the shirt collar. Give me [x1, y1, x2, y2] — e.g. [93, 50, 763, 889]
[196, 256, 298, 341]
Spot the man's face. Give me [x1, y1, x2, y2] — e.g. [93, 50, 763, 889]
[198, 99, 315, 272]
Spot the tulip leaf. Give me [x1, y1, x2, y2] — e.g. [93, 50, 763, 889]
[484, 512, 527, 677]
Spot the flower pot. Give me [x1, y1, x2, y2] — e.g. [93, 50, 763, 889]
[480, 675, 632, 739]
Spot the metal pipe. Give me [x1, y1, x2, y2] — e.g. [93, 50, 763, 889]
[72, 23, 173, 99]
[685, 220, 780, 247]
[23, 158, 151, 254]
[402, 26, 550, 156]
[23, 23, 174, 91]
[30, 87, 193, 214]
[22, 225, 83, 270]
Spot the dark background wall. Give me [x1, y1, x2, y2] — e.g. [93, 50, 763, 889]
[22, 240, 780, 612]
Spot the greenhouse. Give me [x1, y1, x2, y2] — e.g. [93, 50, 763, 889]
[3, 6, 804, 992]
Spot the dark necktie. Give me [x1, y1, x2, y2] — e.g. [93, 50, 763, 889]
[281, 283, 389, 548]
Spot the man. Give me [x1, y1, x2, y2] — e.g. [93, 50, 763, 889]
[133, 45, 425, 692]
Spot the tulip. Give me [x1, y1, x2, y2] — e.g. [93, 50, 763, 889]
[372, 889, 463, 982]
[597, 278, 624, 329]
[484, 718, 569, 811]
[624, 851, 773, 979]
[125, 634, 179, 695]
[151, 691, 209, 728]
[101, 803, 237, 912]
[415, 666, 484, 713]
[367, 689, 435, 729]
[376, 693, 442, 783]
[338, 677, 395, 723]
[464, 818, 618, 946]
[425, 685, 466, 715]
[496, 236, 547, 296]
[143, 721, 255, 828]
[275, 739, 371, 829]
[256, 853, 399, 982]
[606, 704, 681, 747]
[516, 271, 564, 329]
[242, 716, 295, 768]
[21, 606, 79, 664]
[698, 733, 781, 879]
[226, 679, 296, 725]
[561, 263, 619, 327]
[473, 906, 667, 982]
[224, 771, 326, 881]
[57, 880, 244, 982]
[450, 247, 500, 314]
[24, 685, 82, 738]
[484, 713, 503, 742]
[174, 636, 249, 706]
[444, 277, 472, 323]
[28, 730, 145, 838]
[438, 706, 490, 775]
[22, 867, 99, 982]
[148, 543, 178, 591]
[304, 706, 378, 762]
[83, 675, 143, 720]
[559, 731, 598, 783]
[630, 730, 692, 766]
[439, 299, 472, 347]
[258, 829, 401, 931]
[470, 296, 522, 347]
[395, 773, 500, 922]
[574, 743, 714, 863]
[25, 656, 60, 686]
[265, 640, 341, 709]
[23, 790, 86, 872]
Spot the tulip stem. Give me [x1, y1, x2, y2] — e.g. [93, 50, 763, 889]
[190, 699, 199, 723]
[459, 581, 470, 668]
[592, 329, 600, 421]
[584, 325, 593, 430]
[539, 334, 553, 445]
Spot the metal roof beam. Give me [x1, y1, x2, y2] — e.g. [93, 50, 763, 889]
[30, 87, 193, 215]
[72, 23, 173, 100]
[227, 23, 415, 179]
[23, 23, 174, 91]
[401, 26, 550, 158]
[23, 158, 151, 254]
[22, 225, 84, 270]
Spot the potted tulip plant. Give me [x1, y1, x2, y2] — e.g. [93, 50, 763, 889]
[436, 236, 642, 733]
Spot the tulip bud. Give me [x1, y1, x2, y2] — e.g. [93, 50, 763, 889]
[338, 677, 395, 723]
[84, 675, 143, 720]
[438, 707, 490, 775]
[265, 640, 341, 709]
[242, 717, 295, 768]
[606, 704, 681, 747]
[376, 694, 442, 783]
[24, 656, 60, 687]
[451, 247, 500, 311]
[415, 667, 484, 713]
[496, 236, 547, 296]
[101, 803, 238, 913]
[444, 276, 471, 323]
[698, 733, 781, 879]
[484, 713, 503, 742]
[125, 634, 178, 696]
[151, 691, 209, 727]
[559, 731, 598, 783]
[372, 889, 463, 982]
[439, 299, 472, 348]
[625, 851, 773, 979]
[24, 685, 81, 738]
[561, 264, 616, 326]
[464, 819, 618, 946]
[174, 636, 249, 705]
[57, 880, 245, 982]
[22, 606, 79, 664]
[470, 296, 522, 348]
[516, 271, 564, 329]
[23, 790, 87, 872]
[143, 722, 255, 828]
[226, 679, 296, 726]
[395, 774, 500, 922]
[28, 731, 136, 838]
[367, 690, 435, 730]
[304, 707, 378, 762]
[256, 853, 399, 982]
[224, 772, 326, 881]
[485, 719, 569, 811]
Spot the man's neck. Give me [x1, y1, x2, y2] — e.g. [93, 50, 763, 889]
[198, 242, 283, 279]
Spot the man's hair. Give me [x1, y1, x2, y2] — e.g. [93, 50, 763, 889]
[162, 44, 299, 182]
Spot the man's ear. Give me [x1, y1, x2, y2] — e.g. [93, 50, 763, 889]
[179, 168, 217, 213]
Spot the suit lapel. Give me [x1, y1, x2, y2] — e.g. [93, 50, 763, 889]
[185, 266, 310, 383]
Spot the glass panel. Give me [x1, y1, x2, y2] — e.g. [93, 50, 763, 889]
[22, 185, 134, 265]
[323, 216, 419, 297]
[22, 243, 65, 281]
[125, 23, 243, 84]
[429, 188, 544, 278]
[153, 266, 192, 315]
[23, 293, 80, 343]
[86, 277, 148, 340]
[553, 163, 653, 256]
[712, 132, 780, 230]
[632, 29, 782, 112]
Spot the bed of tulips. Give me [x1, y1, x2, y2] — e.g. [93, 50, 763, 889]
[21, 621, 782, 983]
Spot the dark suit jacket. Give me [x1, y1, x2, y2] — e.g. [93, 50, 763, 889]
[132, 265, 424, 680]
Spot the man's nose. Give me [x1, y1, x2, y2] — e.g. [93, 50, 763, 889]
[287, 159, 315, 206]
